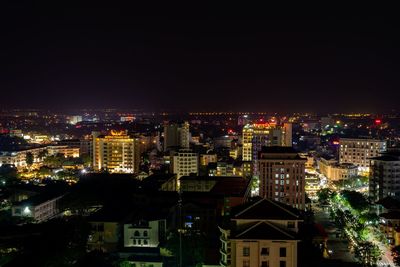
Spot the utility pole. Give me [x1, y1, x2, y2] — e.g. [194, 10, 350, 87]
[178, 187, 183, 267]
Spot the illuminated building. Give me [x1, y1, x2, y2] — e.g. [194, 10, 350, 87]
[11, 194, 62, 223]
[172, 149, 198, 180]
[0, 147, 47, 170]
[47, 145, 80, 158]
[123, 219, 166, 248]
[242, 122, 292, 162]
[339, 138, 387, 172]
[229, 147, 241, 160]
[305, 172, 320, 199]
[66, 115, 82, 125]
[317, 158, 357, 181]
[163, 121, 190, 151]
[93, 130, 140, 174]
[200, 153, 217, 166]
[120, 115, 135, 122]
[369, 148, 400, 202]
[219, 198, 302, 267]
[24, 133, 51, 144]
[258, 146, 306, 210]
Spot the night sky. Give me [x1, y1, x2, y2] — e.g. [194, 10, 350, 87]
[1, 5, 399, 112]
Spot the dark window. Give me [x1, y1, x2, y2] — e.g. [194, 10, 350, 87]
[243, 260, 250, 267]
[243, 247, 250, 256]
[134, 230, 140, 237]
[261, 247, 270, 256]
[280, 247, 286, 257]
[143, 230, 148, 237]
[280, 260, 286, 267]
[261, 261, 269, 267]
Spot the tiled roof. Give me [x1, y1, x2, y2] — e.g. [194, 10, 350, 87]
[232, 198, 301, 220]
[232, 221, 297, 240]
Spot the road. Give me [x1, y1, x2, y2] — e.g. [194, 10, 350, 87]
[313, 206, 357, 263]
[317, 198, 395, 267]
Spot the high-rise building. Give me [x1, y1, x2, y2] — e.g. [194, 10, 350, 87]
[258, 146, 306, 210]
[242, 122, 292, 162]
[163, 121, 190, 151]
[172, 149, 199, 180]
[369, 148, 400, 202]
[339, 138, 387, 171]
[92, 130, 140, 173]
[283, 123, 293, 147]
[242, 122, 292, 176]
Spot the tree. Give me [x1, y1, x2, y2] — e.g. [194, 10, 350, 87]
[26, 152, 34, 167]
[43, 154, 65, 168]
[38, 166, 52, 177]
[38, 149, 48, 160]
[317, 188, 336, 205]
[0, 164, 18, 185]
[341, 190, 369, 213]
[165, 231, 206, 266]
[80, 154, 91, 167]
[392, 245, 400, 266]
[354, 241, 382, 266]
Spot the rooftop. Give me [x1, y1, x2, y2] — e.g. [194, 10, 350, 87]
[259, 146, 305, 160]
[260, 146, 299, 154]
[370, 155, 400, 162]
[231, 221, 297, 240]
[232, 198, 302, 221]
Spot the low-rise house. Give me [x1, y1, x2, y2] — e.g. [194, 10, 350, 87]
[11, 192, 63, 223]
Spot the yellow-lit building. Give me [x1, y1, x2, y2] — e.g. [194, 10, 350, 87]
[0, 147, 47, 171]
[93, 130, 140, 174]
[242, 122, 292, 162]
[47, 145, 80, 158]
[229, 147, 241, 160]
[200, 153, 217, 166]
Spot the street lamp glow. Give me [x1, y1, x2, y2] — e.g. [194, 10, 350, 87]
[23, 206, 31, 215]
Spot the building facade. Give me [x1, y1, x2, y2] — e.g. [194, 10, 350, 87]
[242, 122, 292, 176]
[123, 219, 166, 248]
[317, 158, 358, 181]
[47, 145, 80, 158]
[92, 130, 140, 173]
[219, 198, 302, 267]
[258, 147, 306, 210]
[339, 138, 387, 171]
[369, 149, 400, 201]
[12, 194, 62, 223]
[163, 121, 190, 151]
[0, 146, 47, 170]
[172, 149, 199, 180]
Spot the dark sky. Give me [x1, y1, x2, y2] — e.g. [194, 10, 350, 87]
[1, 5, 399, 112]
